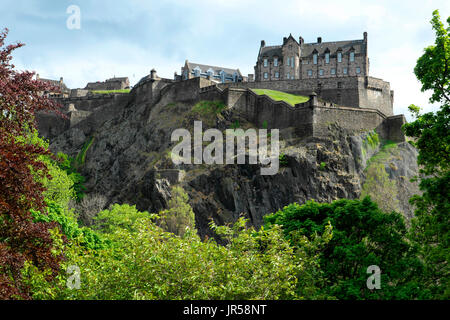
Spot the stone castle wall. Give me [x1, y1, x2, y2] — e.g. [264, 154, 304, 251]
[218, 76, 393, 117]
[37, 75, 404, 144]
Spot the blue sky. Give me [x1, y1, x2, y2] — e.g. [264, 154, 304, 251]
[1, 0, 449, 119]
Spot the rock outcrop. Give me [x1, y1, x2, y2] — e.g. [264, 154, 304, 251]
[46, 84, 420, 238]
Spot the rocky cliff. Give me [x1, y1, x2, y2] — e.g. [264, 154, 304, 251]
[47, 85, 420, 238]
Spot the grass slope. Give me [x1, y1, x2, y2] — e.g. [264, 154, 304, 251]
[92, 89, 131, 94]
[251, 89, 309, 106]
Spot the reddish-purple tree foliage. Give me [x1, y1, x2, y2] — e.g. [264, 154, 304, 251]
[0, 28, 63, 299]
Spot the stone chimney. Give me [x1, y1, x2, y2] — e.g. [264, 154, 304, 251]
[60, 77, 63, 84]
[36, 74, 40, 80]
[317, 37, 322, 44]
[299, 36, 304, 45]
[150, 69, 157, 80]
[261, 40, 265, 47]
[363, 31, 368, 42]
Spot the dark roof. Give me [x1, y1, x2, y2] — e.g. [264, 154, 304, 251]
[300, 39, 366, 57]
[259, 46, 282, 59]
[186, 62, 242, 76]
[38, 78, 69, 91]
[258, 37, 366, 60]
[106, 77, 129, 82]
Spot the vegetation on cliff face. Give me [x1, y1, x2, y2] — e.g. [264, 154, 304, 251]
[361, 140, 400, 213]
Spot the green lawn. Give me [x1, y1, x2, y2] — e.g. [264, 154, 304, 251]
[251, 89, 309, 106]
[91, 89, 131, 94]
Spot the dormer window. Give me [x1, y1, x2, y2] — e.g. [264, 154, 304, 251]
[274, 57, 278, 67]
[194, 66, 201, 77]
[313, 53, 318, 65]
[337, 51, 342, 63]
[264, 58, 268, 67]
[325, 51, 330, 64]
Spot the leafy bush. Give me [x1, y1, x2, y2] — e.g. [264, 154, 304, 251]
[48, 206, 321, 300]
[264, 197, 429, 299]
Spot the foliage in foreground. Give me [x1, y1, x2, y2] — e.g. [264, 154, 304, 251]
[403, 10, 450, 299]
[24, 204, 331, 300]
[0, 28, 63, 299]
[264, 197, 429, 299]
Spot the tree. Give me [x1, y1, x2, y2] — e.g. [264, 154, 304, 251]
[403, 10, 450, 299]
[158, 186, 196, 237]
[0, 28, 63, 299]
[264, 198, 428, 299]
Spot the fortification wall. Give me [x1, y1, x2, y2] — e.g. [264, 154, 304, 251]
[52, 93, 129, 112]
[220, 88, 403, 142]
[358, 77, 394, 116]
[219, 76, 393, 116]
[312, 105, 386, 137]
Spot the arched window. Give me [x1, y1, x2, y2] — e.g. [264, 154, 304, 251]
[325, 50, 330, 64]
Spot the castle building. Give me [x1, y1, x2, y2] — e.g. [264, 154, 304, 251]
[36, 74, 70, 97]
[181, 60, 244, 83]
[85, 77, 130, 91]
[255, 33, 368, 81]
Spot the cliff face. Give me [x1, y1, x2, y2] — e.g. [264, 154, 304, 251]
[48, 85, 420, 238]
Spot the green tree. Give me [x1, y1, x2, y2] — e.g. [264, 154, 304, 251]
[264, 198, 428, 299]
[158, 186, 196, 237]
[403, 10, 450, 299]
[37, 205, 321, 300]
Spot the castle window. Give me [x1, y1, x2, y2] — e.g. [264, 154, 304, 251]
[337, 52, 342, 63]
[275, 72, 279, 78]
[286, 72, 290, 79]
[325, 53, 330, 64]
[337, 82, 342, 89]
[331, 68, 336, 75]
[350, 51, 355, 62]
[319, 69, 324, 76]
[264, 72, 268, 79]
[313, 54, 318, 65]
[307, 69, 312, 77]
[287, 58, 290, 67]
[343, 68, 348, 75]
[274, 57, 278, 66]
[356, 67, 361, 74]
[264, 58, 268, 67]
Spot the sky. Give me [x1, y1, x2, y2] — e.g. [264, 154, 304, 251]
[1, 0, 449, 120]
